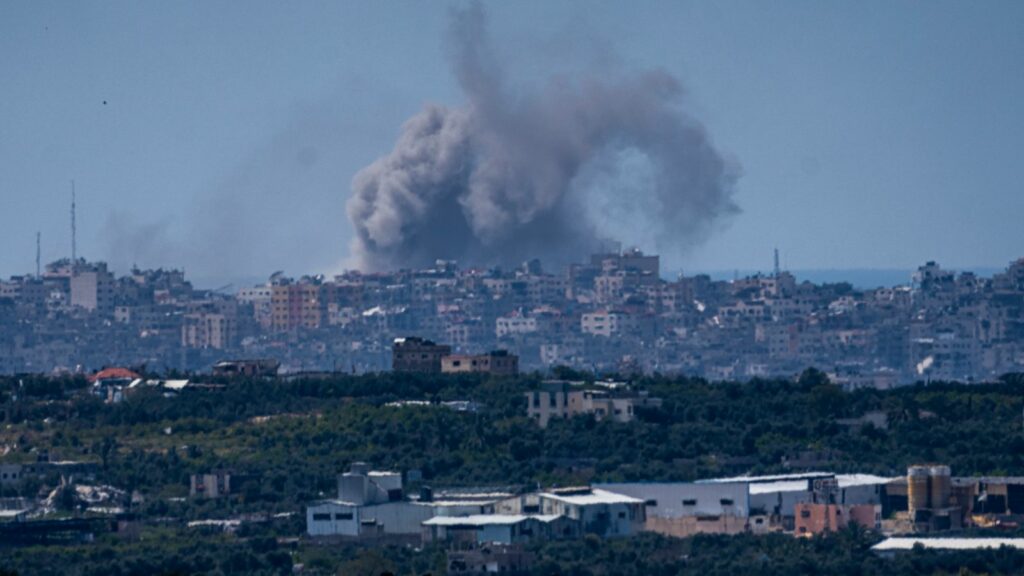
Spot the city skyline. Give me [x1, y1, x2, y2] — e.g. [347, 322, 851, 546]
[2, 1, 1023, 283]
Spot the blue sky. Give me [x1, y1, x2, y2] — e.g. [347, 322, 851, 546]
[2, 1, 1022, 285]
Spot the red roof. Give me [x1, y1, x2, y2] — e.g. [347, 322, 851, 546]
[89, 367, 141, 383]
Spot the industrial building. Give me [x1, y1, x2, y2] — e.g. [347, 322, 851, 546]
[306, 464, 505, 539]
[597, 481, 754, 537]
[422, 514, 577, 545]
[495, 487, 645, 538]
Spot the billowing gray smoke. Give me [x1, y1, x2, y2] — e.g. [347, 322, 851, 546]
[347, 3, 739, 271]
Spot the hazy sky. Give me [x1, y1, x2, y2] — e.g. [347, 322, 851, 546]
[2, 1, 1022, 286]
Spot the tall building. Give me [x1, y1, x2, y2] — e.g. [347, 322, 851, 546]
[70, 262, 114, 313]
[271, 282, 324, 331]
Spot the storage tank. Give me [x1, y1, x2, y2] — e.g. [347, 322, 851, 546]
[908, 465, 931, 514]
[929, 465, 951, 510]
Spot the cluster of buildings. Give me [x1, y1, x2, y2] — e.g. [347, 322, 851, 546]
[302, 463, 1024, 571]
[2, 252, 1023, 384]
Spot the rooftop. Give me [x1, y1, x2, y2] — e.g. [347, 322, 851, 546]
[540, 488, 643, 506]
[423, 514, 562, 527]
[871, 538, 1024, 552]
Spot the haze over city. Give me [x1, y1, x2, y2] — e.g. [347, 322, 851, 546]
[3, 1, 1024, 286]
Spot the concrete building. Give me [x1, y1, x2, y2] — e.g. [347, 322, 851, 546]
[70, 262, 114, 313]
[191, 471, 232, 498]
[598, 482, 752, 537]
[581, 310, 654, 339]
[699, 472, 894, 531]
[306, 464, 502, 539]
[794, 503, 880, 536]
[422, 514, 577, 545]
[495, 488, 645, 538]
[392, 337, 452, 373]
[0, 464, 24, 487]
[526, 381, 661, 428]
[271, 282, 324, 331]
[212, 358, 280, 377]
[182, 311, 235, 350]
[441, 350, 519, 376]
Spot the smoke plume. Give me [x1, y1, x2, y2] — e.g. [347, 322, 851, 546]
[347, 3, 740, 271]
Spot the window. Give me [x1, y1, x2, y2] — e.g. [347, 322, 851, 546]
[683, 499, 697, 506]
[312, 513, 331, 522]
[335, 513, 353, 521]
[644, 499, 658, 507]
[800, 509, 811, 518]
[720, 499, 734, 506]
[618, 512, 626, 519]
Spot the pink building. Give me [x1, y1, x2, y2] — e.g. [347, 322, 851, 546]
[794, 503, 880, 536]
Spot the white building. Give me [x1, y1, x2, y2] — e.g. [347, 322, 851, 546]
[307, 463, 504, 538]
[597, 482, 754, 536]
[422, 514, 577, 545]
[496, 315, 538, 339]
[495, 488, 645, 538]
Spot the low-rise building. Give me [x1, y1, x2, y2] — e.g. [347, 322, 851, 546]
[422, 514, 577, 545]
[212, 359, 280, 378]
[441, 350, 519, 376]
[392, 337, 452, 373]
[495, 488, 645, 538]
[794, 502, 880, 536]
[526, 381, 661, 428]
[307, 464, 502, 539]
[191, 471, 233, 498]
[598, 482, 751, 537]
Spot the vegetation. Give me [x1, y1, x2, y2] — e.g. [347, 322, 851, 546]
[4, 527, 1024, 575]
[2, 371, 1024, 574]
[4, 370, 1024, 500]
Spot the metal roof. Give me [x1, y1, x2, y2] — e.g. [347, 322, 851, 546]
[540, 488, 643, 506]
[423, 514, 562, 527]
[872, 538, 1024, 552]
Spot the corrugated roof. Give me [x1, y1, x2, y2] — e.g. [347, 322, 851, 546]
[698, 472, 833, 484]
[748, 480, 809, 495]
[540, 488, 643, 505]
[423, 514, 562, 527]
[836, 474, 897, 488]
[872, 538, 1024, 552]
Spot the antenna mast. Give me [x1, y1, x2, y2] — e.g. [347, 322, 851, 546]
[71, 180, 77, 268]
[773, 248, 780, 278]
[36, 232, 41, 278]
